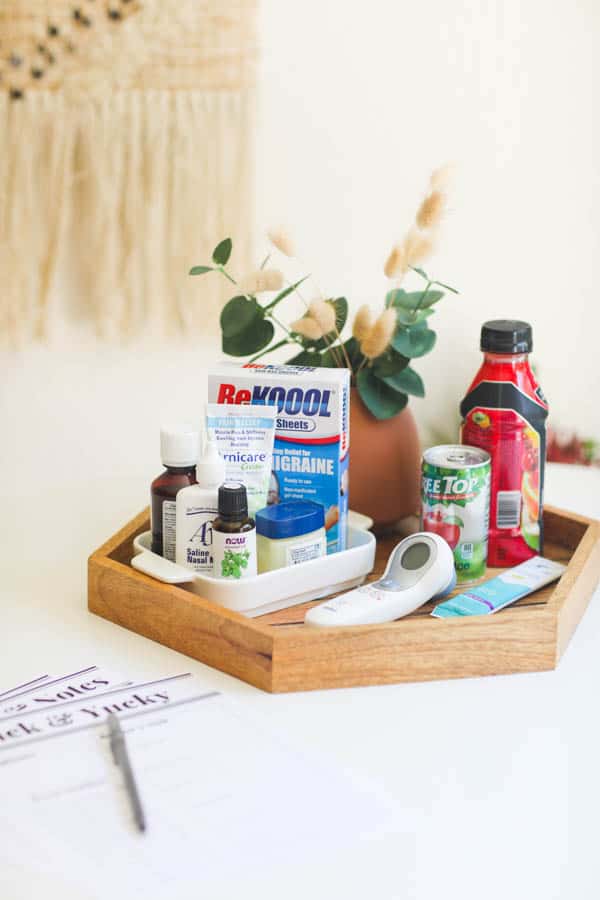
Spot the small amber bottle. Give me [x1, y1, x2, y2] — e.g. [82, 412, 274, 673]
[212, 483, 257, 579]
[151, 425, 198, 560]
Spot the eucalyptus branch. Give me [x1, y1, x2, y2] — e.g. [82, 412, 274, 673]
[218, 266, 237, 286]
[266, 309, 306, 349]
[263, 276, 310, 312]
[415, 281, 432, 313]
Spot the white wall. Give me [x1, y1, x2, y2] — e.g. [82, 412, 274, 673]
[2, 0, 599, 518]
[256, 0, 600, 440]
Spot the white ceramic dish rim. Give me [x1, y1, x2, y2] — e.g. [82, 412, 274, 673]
[131, 525, 376, 617]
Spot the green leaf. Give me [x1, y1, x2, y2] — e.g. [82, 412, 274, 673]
[373, 348, 409, 377]
[386, 289, 418, 310]
[418, 289, 444, 309]
[264, 275, 310, 310]
[212, 238, 232, 266]
[285, 349, 323, 366]
[410, 267, 429, 279]
[380, 365, 425, 397]
[189, 265, 214, 276]
[319, 348, 341, 367]
[356, 368, 409, 420]
[387, 289, 443, 311]
[392, 325, 436, 358]
[395, 306, 435, 327]
[222, 319, 274, 357]
[220, 296, 263, 338]
[332, 296, 348, 333]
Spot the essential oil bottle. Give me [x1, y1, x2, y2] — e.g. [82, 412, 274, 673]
[212, 482, 257, 579]
[151, 425, 199, 560]
[175, 441, 225, 573]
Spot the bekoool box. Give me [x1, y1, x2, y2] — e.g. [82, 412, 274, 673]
[208, 364, 350, 553]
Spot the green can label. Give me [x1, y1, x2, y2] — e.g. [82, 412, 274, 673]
[421, 445, 491, 584]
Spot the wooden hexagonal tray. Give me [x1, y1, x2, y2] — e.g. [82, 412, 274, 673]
[88, 506, 600, 692]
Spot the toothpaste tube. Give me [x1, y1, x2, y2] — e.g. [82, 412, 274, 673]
[207, 364, 350, 554]
[431, 555, 566, 618]
[205, 403, 276, 516]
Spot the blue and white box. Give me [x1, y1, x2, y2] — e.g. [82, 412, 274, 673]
[208, 364, 350, 554]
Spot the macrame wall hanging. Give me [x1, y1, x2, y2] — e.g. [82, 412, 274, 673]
[0, 1, 257, 344]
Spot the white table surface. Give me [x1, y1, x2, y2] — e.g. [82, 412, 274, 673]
[3, 462, 600, 900]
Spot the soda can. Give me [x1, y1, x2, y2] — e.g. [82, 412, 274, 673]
[421, 445, 491, 584]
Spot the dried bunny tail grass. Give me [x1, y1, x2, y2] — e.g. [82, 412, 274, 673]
[403, 228, 434, 267]
[384, 244, 407, 279]
[308, 299, 336, 335]
[267, 227, 295, 258]
[360, 308, 397, 359]
[352, 305, 374, 342]
[238, 268, 284, 295]
[429, 163, 454, 192]
[291, 316, 323, 341]
[416, 190, 445, 231]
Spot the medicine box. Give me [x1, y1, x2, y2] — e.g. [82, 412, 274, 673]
[208, 364, 350, 554]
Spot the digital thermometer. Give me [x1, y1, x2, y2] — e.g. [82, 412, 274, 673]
[304, 533, 456, 627]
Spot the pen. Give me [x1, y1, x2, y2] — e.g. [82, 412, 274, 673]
[107, 712, 147, 833]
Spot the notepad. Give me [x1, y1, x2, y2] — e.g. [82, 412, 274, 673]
[0, 666, 392, 896]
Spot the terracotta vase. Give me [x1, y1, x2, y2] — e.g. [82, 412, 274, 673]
[349, 388, 421, 526]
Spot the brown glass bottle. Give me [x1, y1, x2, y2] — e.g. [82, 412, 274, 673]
[151, 426, 198, 560]
[212, 483, 257, 578]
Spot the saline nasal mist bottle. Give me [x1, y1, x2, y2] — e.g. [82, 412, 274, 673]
[176, 441, 225, 573]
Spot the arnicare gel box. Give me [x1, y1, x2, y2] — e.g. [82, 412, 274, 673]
[208, 364, 350, 554]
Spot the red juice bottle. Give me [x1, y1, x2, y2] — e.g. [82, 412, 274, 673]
[460, 320, 548, 567]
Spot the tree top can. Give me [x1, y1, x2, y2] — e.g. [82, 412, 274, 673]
[420, 445, 491, 584]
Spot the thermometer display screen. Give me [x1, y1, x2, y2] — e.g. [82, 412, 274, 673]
[401, 542, 430, 570]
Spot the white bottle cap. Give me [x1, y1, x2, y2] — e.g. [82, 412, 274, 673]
[160, 424, 199, 467]
[196, 440, 226, 486]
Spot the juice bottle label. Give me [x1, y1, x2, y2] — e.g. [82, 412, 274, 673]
[421, 448, 490, 584]
[461, 380, 548, 567]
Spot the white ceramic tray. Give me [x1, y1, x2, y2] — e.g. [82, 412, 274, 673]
[131, 525, 376, 618]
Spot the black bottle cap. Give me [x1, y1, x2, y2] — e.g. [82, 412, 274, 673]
[481, 319, 532, 354]
[218, 482, 248, 520]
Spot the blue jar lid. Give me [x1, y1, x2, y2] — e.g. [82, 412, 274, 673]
[255, 500, 325, 540]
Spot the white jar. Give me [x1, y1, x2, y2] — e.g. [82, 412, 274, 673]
[255, 500, 327, 574]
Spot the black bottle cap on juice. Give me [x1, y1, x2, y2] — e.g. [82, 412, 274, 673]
[481, 319, 533, 354]
[218, 482, 248, 520]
